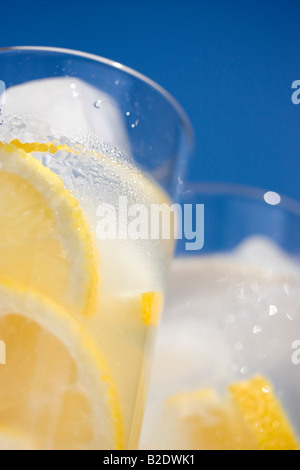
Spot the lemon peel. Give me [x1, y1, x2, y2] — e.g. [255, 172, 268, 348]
[0, 278, 124, 450]
[0, 141, 98, 317]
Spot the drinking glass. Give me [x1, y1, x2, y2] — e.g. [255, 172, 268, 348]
[141, 182, 300, 450]
[0, 46, 194, 450]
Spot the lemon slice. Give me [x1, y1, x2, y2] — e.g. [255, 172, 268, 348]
[0, 279, 124, 450]
[0, 142, 98, 317]
[164, 376, 299, 450]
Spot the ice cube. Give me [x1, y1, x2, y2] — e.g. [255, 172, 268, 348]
[0, 77, 130, 152]
[233, 236, 300, 278]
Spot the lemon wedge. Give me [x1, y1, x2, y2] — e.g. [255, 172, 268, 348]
[0, 142, 98, 317]
[0, 279, 124, 450]
[229, 375, 299, 450]
[165, 376, 299, 450]
[166, 388, 257, 450]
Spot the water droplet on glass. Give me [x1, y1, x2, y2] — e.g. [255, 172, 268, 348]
[287, 310, 296, 321]
[269, 304, 278, 316]
[42, 154, 52, 167]
[253, 325, 263, 334]
[94, 100, 102, 109]
[72, 167, 85, 179]
[264, 191, 281, 205]
[262, 385, 272, 394]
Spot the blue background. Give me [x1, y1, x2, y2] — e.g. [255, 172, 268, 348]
[1, 0, 299, 200]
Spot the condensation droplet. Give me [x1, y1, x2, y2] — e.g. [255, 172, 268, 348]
[262, 385, 272, 394]
[72, 167, 85, 179]
[253, 325, 263, 334]
[264, 191, 281, 205]
[94, 100, 102, 109]
[287, 311, 296, 321]
[269, 304, 278, 316]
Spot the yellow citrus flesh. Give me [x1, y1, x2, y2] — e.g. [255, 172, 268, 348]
[165, 376, 299, 450]
[229, 375, 299, 450]
[141, 292, 163, 326]
[0, 139, 167, 448]
[0, 142, 98, 317]
[9, 138, 75, 155]
[166, 388, 257, 450]
[0, 280, 124, 450]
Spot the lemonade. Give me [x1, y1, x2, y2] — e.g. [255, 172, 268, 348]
[0, 43, 197, 450]
[0, 126, 175, 449]
[0, 43, 196, 450]
[0, 134, 174, 450]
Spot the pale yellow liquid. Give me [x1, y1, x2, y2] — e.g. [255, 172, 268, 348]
[36, 144, 174, 449]
[0, 136, 174, 449]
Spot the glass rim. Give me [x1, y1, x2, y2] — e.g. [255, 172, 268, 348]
[183, 181, 300, 218]
[0, 45, 195, 148]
